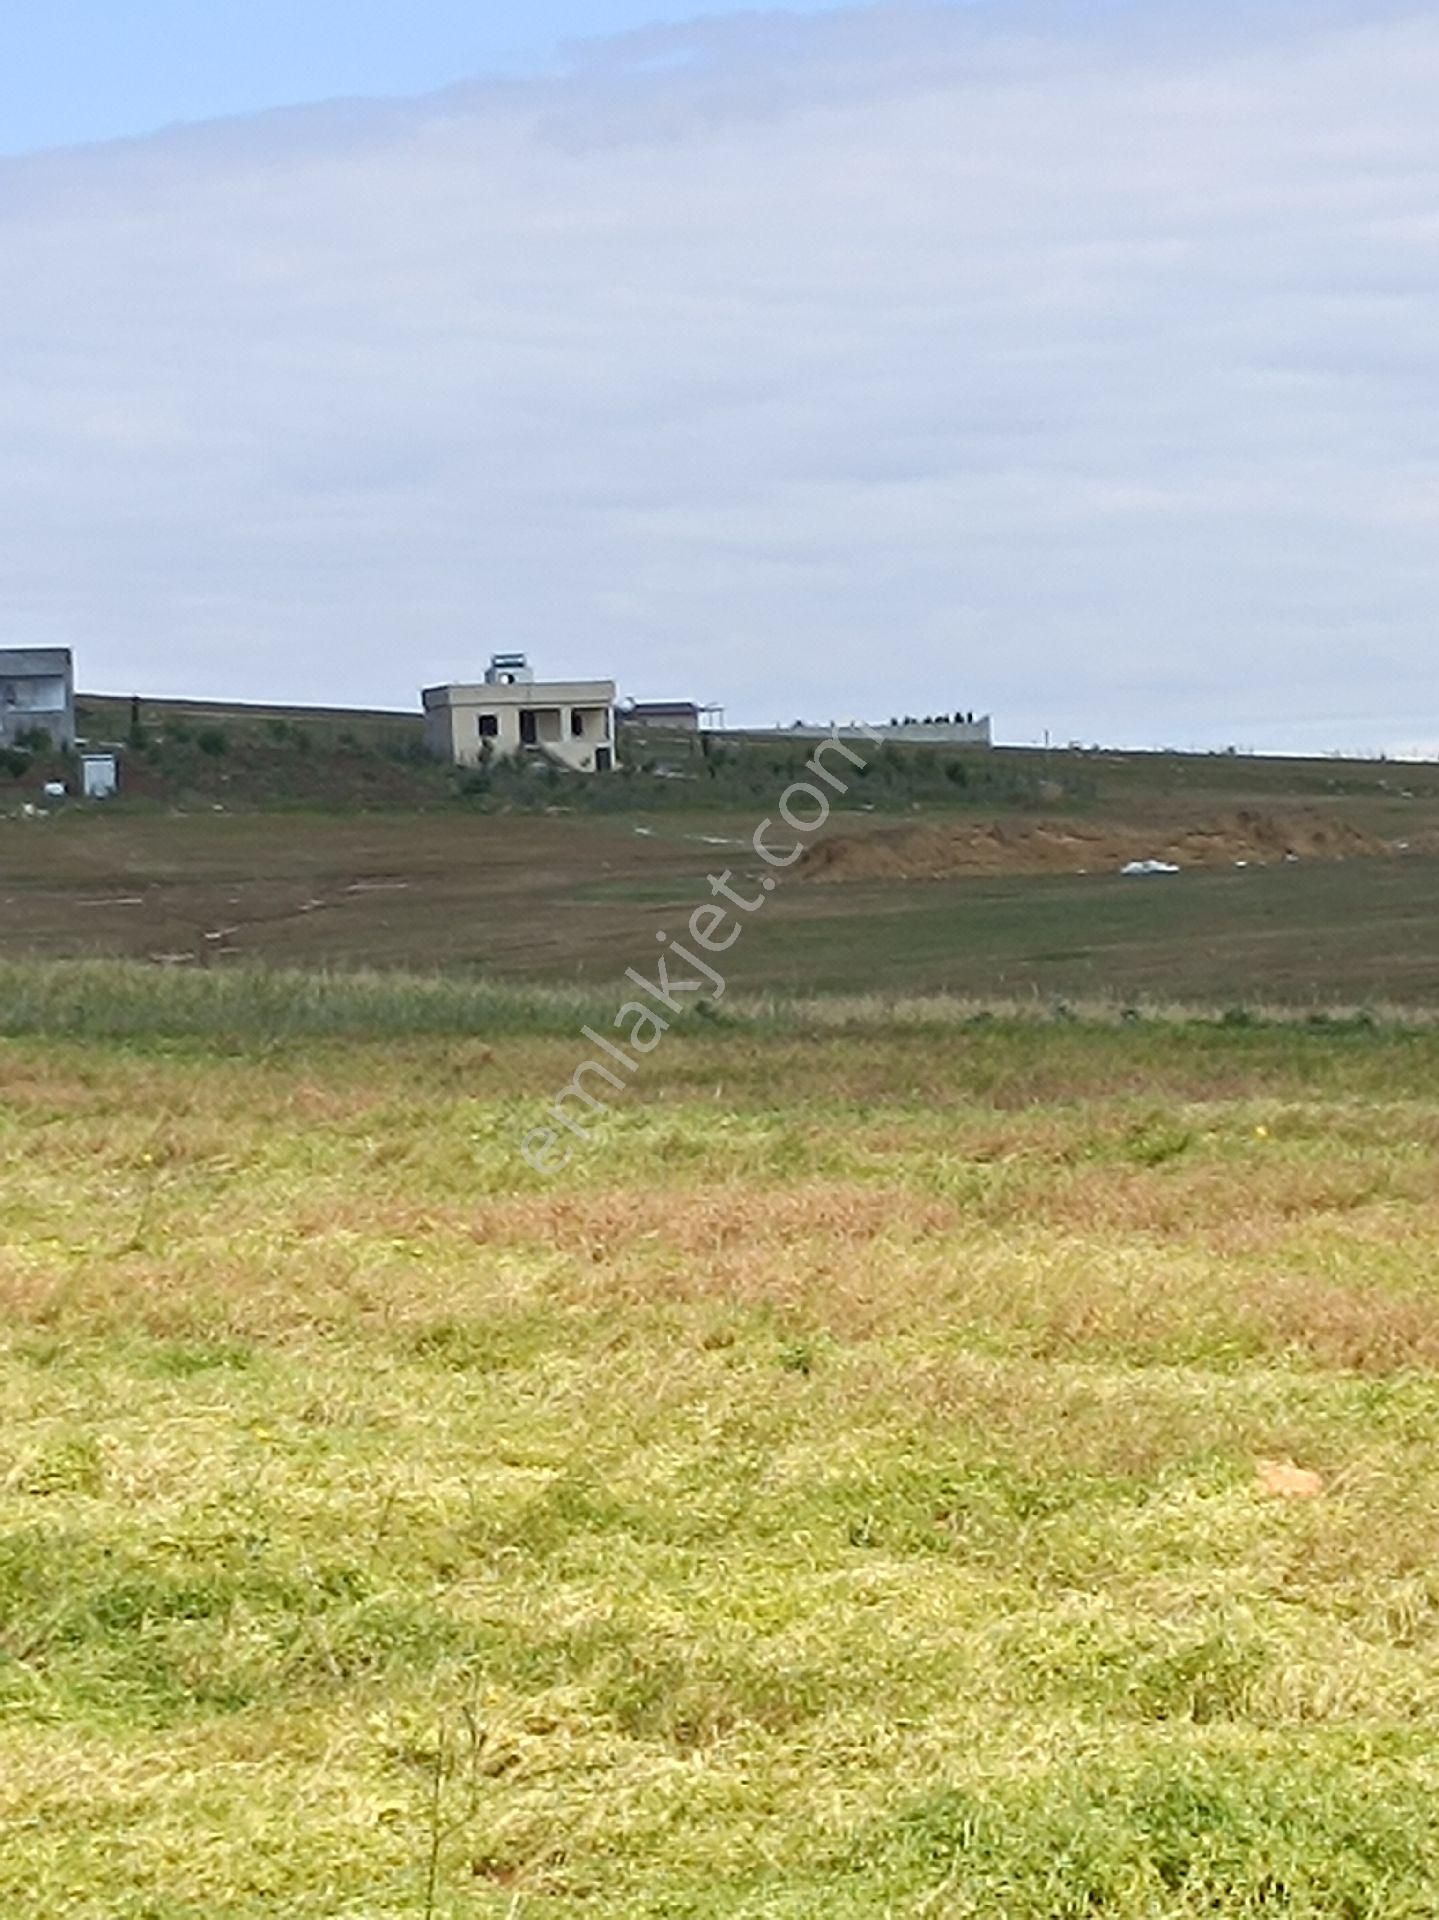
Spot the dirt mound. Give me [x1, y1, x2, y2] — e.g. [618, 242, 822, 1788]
[800, 809, 1392, 883]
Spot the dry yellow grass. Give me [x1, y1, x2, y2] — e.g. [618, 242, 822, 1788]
[2, 985, 1439, 1914]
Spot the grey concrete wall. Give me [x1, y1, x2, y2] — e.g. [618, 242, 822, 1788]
[722, 718, 993, 749]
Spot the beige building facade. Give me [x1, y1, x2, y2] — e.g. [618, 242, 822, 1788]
[423, 655, 617, 773]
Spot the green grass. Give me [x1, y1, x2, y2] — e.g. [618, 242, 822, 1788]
[711, 856, 1439, 1004]
[3, 981, 1439, 1913]
[0, 957, 601, 1041]
[1, 955, 1437, 1047]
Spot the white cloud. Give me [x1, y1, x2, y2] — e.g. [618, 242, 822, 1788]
[1, 0, 1436, 750]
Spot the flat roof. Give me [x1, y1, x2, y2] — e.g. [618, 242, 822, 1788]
[424, 680, 615, 705]
[0, 648, 73, 676]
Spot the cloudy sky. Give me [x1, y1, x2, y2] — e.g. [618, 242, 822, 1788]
[2, 0, 1436, 752]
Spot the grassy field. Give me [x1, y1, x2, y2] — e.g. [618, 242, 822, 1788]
[3, 739, 1438, 1911]
[3, 968, 1439, 1915]
[3, 802, 1439, 1009]
[6, 709, 1438, 1008]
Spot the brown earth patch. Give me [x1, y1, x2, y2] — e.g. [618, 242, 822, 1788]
[800, 809, 1393, 883]
[1257, 1459, 1326, 1499]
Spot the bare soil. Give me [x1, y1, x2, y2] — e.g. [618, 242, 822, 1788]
[799, 808, 1397, 883]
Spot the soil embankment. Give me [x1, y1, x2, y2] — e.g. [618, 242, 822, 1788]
[800, 809, 1395, 883]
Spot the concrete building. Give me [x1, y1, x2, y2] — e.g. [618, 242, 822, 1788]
[621, 700, 726, 732]
[423, 654, 617, 773]
[0, 647, 75, 750]
[623, 700, 703, 732]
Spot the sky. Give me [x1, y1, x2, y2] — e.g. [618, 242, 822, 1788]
[2, 0, 1437, 753]
[0, 0, 852, 156]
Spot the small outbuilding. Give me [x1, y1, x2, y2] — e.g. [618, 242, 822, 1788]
[81, 752, 119, 799]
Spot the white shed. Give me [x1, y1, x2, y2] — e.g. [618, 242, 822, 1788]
[81, 752, 119, 799]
